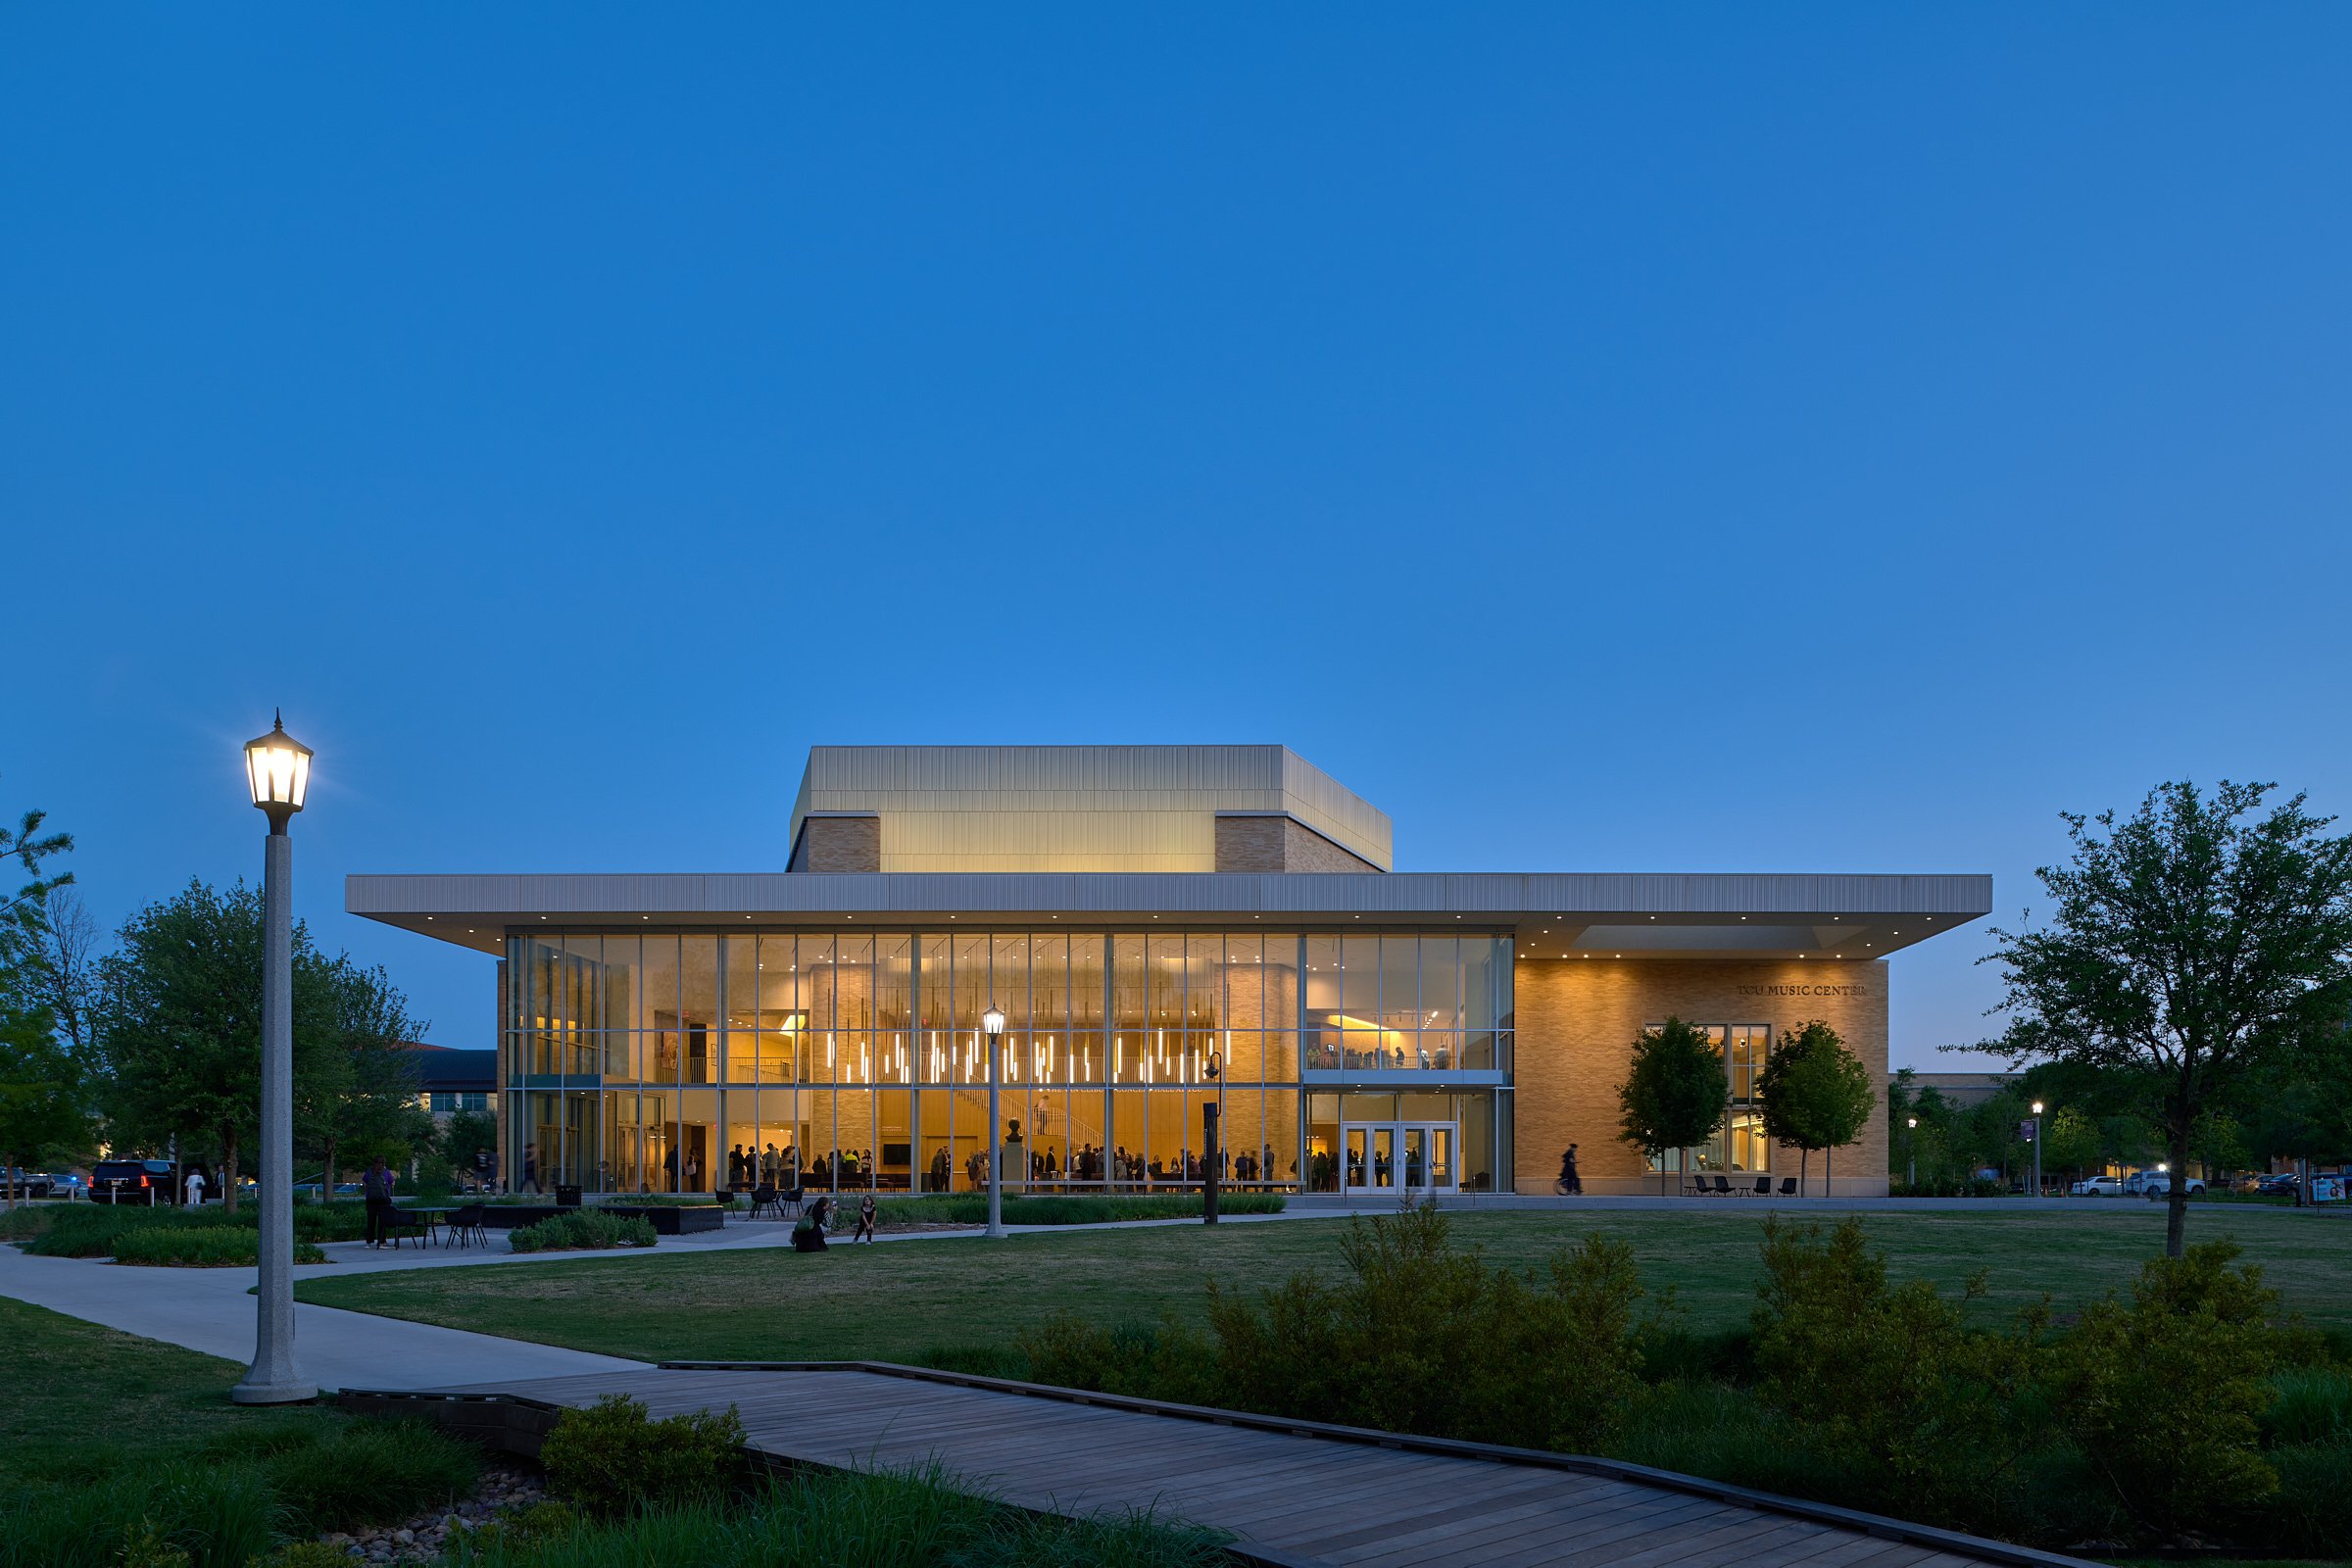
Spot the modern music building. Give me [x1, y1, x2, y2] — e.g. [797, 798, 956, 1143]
[347, 745, 1989, 1199]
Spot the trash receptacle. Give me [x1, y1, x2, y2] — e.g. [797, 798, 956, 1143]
[555, 1184, 582, 1208]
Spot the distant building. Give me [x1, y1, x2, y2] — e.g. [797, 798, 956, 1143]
[351, 744, 1993, 1197]
[1899, 1070, 2021, 1107]
[401, 1044, 497, 1124]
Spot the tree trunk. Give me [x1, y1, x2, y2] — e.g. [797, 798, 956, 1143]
[1826, 1145, 1834, 1198]
[2164, 1116, 2192, 1259]
[1798, 1148, 1808, 1198]
[322, 1135, 337, 1200]
[221, 1134, 240, 1216]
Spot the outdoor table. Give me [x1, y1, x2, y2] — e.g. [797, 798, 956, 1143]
[394, 1205, 452, 1246]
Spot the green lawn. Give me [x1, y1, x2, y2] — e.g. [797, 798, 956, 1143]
[294, 1204, 2352, 1366]
[0, 1296, 368, 1515]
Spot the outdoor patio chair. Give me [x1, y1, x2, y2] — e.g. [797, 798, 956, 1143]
[749, 1184, 779, 1220]
[1778, 1177, 1798, 1195]
[1751, 1176, 1771, 1197]
[1711, 1174, 1736, 1196]
[445, 1203, 488, 1249]
[779, 1186, 806, 1219]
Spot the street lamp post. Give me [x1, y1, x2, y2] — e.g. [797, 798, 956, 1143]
[231, 712, 316, 1405]
[982, 1006, 1006, 1239]
[1905, 1115, 1918, 1189]
[2030, 1101, 2045, 1200]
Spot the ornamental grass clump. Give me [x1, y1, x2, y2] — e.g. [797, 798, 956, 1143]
[508, 1209, 655, 1252]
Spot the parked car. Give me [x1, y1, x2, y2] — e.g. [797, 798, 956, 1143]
[1, 1167, 53, 1199]
[2071, 1174, 2128, 1196]
[47, 1172, 87, 1199]
[89, 1159, 177, 1204]
[2255, 1171, 2303, 1197]
[2127, 1168, 2206, 1199]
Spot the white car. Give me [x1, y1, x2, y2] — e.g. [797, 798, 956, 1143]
[2127, 1169, 2206, 1199]
[2072, 1175, 2127, 1196]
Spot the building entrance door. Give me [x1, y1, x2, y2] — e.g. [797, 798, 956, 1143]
[1342, 1122, 1459, 1196]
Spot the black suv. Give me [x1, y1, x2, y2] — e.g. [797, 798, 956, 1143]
[90, 1159, 177, 1205]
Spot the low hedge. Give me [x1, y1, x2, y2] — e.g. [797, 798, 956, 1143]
[872, 1192, 1286, 1227]
[510, 1209, 657, 1252]
[23, 1198, 367, 1257]
[109, 1226, 329, 1267]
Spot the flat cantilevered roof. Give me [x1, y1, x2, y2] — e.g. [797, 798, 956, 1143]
[347, 871, 1992, 962]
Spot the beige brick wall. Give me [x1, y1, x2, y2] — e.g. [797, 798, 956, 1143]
[1513, 958, 1890, 1196]
[790, 815, 881, 873]
[1213, 814, 1383, 872]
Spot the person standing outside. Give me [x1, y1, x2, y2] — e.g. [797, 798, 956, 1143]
[853, 1192, 877, 1244]
[183, 1166, 207, 1207]
[1557, 1144, 1583, 1196]
[363, 1156, 396, 1250]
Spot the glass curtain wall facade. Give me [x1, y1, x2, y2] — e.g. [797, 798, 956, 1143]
[506, 930, 1515, 1196]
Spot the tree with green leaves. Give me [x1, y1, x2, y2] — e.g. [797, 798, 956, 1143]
[1616, 1016, 1727, 1196]
[303, 957, 431, 1189]
[94, 879, 341, 1212]
[1756, 1020, 1876, 1196]
[0, 995, 87, 1205]
[1984, 781, 2352, 1256]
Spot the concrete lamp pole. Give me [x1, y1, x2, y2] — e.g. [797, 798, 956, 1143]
[1905, 1115, 1917, 1189]
[2030, 1101, 2044, 1199]
[982, 1006, 1006, 1239]
[231, 711, 317, 1405]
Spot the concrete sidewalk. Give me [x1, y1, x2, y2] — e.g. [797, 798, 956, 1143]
[0, 1243, 647, 1390]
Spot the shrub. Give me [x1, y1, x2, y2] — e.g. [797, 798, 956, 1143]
[264, 1417, 480, 1534]
[1749, 1217, 2045, 1534]
[1024, 1201, 1652, 1454]
[2047, 1239, 2282, 1542]
[509, 1210, 656, 1252]
[537, 1394, 745, 1519]
[108, 1227, 328, 1267]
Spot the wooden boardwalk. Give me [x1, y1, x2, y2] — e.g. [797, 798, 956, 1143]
[350, 1363, 2095, 1568]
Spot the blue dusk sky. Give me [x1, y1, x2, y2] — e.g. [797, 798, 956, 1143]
[7, 8, 2348, 1069]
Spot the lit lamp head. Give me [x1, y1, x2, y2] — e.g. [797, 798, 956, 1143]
[243, 710, 313, 832]
[1906, 1116, 1917, 1129]
[981, 1006, 1005, 1042]
[2032, 1101, 2045, 1116]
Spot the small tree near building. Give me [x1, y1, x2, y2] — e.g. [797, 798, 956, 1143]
[1616, 1017, 1728, 1196]
[1755, 1020, 1876, 1196]
[1984, 781, 2352, 1257]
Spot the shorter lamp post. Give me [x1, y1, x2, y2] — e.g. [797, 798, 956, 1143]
[1201, 1050, 1221, 1226]
[1905, 1115, 1918, 1189]
[2030, 1101, 2045, 1198]
[982, 1006, 1006, 1239]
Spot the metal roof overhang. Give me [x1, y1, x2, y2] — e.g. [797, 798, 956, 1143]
[347, 871, 1992, 963]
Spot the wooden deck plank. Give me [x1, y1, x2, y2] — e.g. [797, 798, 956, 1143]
[384, 1368, 2075, 1568]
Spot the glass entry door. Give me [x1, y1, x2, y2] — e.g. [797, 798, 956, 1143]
[1342, 1122, 1458, 1195]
